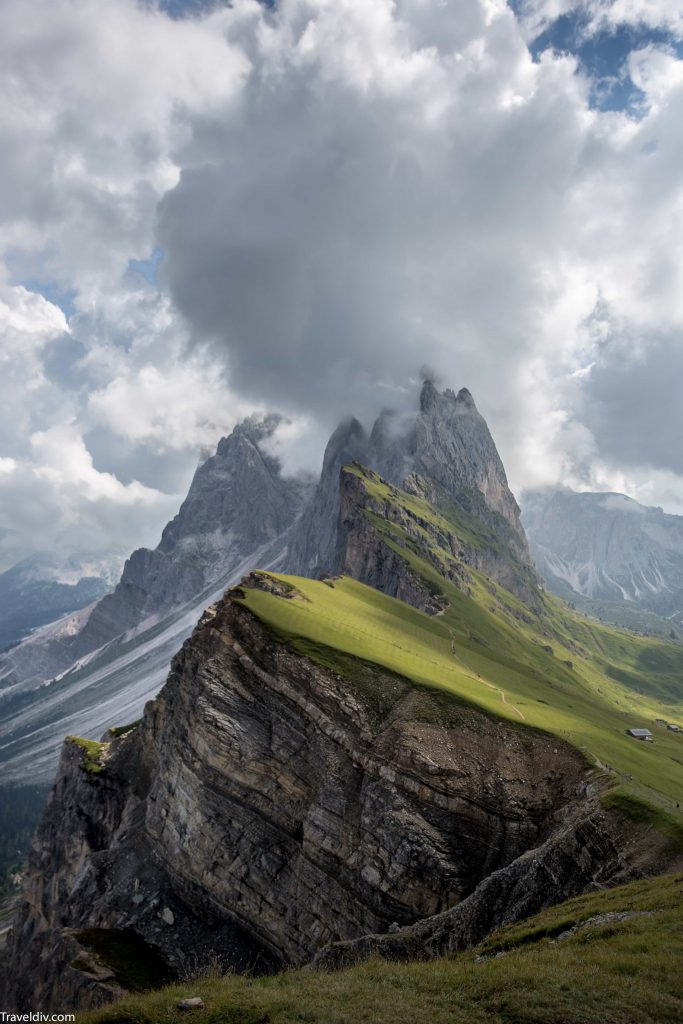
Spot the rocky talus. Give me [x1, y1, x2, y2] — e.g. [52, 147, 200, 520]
[3, 575, 677, 1011]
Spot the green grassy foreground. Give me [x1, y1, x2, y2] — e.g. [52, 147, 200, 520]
[84, 873, 683, 1024]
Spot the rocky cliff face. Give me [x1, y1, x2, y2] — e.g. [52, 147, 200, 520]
[412, 383, 526, 551]
[4, 574, 677, 1011]
[313, 797, 657, 969]
[335, 463, 539, 614]
[287, 417, 369, 578]
[522, 488, 683, 620]
[0, 416, 307, 694]
[335, 467, 467, 614]
[0, 383, 528, 788]
[290, 382, 532, 587]
[72, 415, 308, 654]
[0, 416, 311, 788]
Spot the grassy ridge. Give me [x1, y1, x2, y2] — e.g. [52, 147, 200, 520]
[238, 466, 683, 821]
[85, 872, 683, 1024]
[242, 575, 683, 819]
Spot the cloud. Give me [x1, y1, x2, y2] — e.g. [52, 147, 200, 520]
[156, 0, 683, 499]
[516, 1, 683, 41]
[161, 1, 586, 426]
[0, 422, 179, 562]
[0, 281, 262, 560]
[1, 0, 683, 569]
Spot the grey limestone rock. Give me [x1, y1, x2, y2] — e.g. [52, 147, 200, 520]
[2, 575, 598, 1010]
[522, 487, 683, 620]
[289, 382, 533, 597]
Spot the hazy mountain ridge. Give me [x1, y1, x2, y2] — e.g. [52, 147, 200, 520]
[522, 488, 683, 626]
[0, 550, 125, 652]
[0, 416, 309, 696]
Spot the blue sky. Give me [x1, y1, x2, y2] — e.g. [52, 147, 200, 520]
[511, 0, 683, 111]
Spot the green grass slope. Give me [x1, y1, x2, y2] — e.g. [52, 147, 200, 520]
[238, 464, 683, 825]
[85, 872, 683, 1024]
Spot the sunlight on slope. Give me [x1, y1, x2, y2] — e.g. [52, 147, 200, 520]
[242, 571, 683, 819]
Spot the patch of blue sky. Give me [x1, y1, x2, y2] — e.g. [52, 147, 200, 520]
[510, 3, 683, 113]
[17, 279, 77, 320]
[128, 247, 164, 287]
[159, 0, 219, 17]
[158, 0, 274, 16]
[5, 246, 77, 319]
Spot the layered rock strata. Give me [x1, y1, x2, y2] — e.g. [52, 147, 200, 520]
[290, 382, 536, 603]
[335, 465, 537, 614]
[5, 574, 599, 1010]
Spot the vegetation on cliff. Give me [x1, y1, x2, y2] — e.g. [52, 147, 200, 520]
[65, 735, 109, 775]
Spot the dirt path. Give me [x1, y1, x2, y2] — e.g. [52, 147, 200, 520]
[449, 630, 526, 721]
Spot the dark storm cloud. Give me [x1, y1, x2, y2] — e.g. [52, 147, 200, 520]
[157, 0, 587, 436]
[155, 0, 683, 494]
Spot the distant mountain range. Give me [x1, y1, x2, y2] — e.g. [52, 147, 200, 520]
[522, 488, 683, 633]
[0, 551, 123, 652]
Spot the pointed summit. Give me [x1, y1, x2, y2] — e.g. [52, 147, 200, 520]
[419, 378, 439, 413]
[289, 379, 532, 588]
[412, 382, 526, 551]
[455, 387, 476, 410]
[1, 416, 310, 696]
[321, 417, 367, 477]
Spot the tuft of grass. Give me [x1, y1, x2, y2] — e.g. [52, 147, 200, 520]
[66, 735, 108, 775]
[82, 873, 683, 1024]
[108, 720, 141, 738]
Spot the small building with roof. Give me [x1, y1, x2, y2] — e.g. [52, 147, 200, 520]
[626, 728, 653, 741]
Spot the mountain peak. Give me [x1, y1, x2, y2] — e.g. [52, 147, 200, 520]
[419, 378, 439, 413]
[455, 386, 476, 410]
[217, 413, 282, 456]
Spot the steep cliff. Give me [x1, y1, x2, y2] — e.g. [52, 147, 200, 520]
[287, 417, 369, 578]
[291, 381, 534, 599]
[4, 572, 681, 1011]
[0, 416, 311, 785]
[4, 386, 683, 1014]
[0, 382, 528, 787]
[336, 464, 540, 612]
